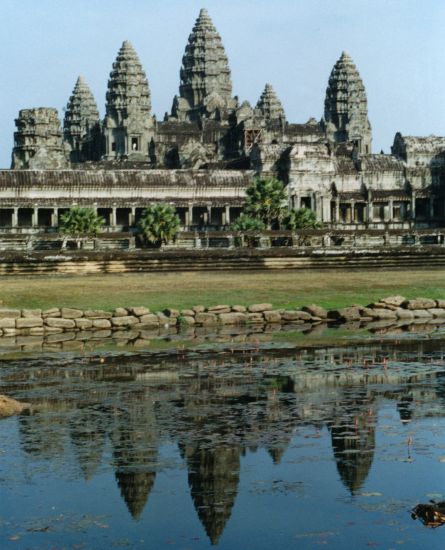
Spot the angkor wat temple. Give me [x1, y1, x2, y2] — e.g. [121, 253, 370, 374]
[3, 8, 445, 231]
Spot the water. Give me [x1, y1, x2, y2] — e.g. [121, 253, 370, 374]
[1, 338, 445, 549]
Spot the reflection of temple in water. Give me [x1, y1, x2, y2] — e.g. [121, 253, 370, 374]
[5, 339, 445, 543]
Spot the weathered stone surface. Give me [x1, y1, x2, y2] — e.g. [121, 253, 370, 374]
[282, 310, 301, 321]
[428, 308, 445, 317]
[218, 312, 246, 324]
[369, 302, 399, 311]
[22, 309, 42, 318]
[362, 307, 397, 320]
[75, 318, 93, 329]
[263, 310, 281, 323]
[246, 313, 265, 323]
[138, 314, 160, 327]
[411, 309, 433, 318]
[0, 309, 20, 319]
[113, 308, 128, 317]
[179, 315, 195, 326]
[83, 309, 112, 319]
[43, 327, 64, 334]
[395, 308, 415, 320]
[207, 305, 231, 313]
[248, 303, 273, 313]
[129, 307, 150, 316]
[45, 317, 76, 329]
[231, 305, 247, 313]
[436, 299, 445, 308]
[192, 305, 205, 313]
[295, 310, 312, 321]
[0, 395, 30, 418]
[327, 307, 361, 321]
[29, 328, 44, 335]
[195, 313, 218, 325]
[180, 309, 195, 317]
[0, 318, 15, 329]
[3, 328, 17, 335]
[403, 298, 436, 310]
[111, 316, 139, 327]
[61, 308, 83, 319]
[302, 304, 328, 319]
[16, 317, 43, 328]
[92, 319, 112, 329]
[380, 295, 406, 307]
[43, 308, 61, 317]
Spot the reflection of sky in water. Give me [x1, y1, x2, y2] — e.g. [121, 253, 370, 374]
[1, 340, 445, 548]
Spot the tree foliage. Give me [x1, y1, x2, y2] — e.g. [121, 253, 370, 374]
[281, 208, 322, 230]
[230, 214, 265, 232]
[244, 177, 287, 228]
[59, 207, 105, 248]
[137, 204, 181, 247]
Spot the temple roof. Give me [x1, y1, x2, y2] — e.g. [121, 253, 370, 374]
[256, 83, 286, 122]
[106, 41, 151, 119]
[179, 9, 232, 111]
[64, 76, 100, 139]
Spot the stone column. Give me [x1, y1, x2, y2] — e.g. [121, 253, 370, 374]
[12, 208, 18, 228]
[225, 205, 230, 225]
[388, 199, 394, 222]
[335, 197, 340, 223]
[350, 200, 355, 223]
[129, 207, 136, 226]
[32, 207, 38, 227]
[206, 206, 211, 226]
[51, 208, 58, 228]
[186, 205, 193, 227]
[411, 192, 416, 220]
[111, 207, 117, 227]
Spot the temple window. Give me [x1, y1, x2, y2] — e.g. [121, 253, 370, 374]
[131, 137, 139, 151]
[111, 142, 116, 152]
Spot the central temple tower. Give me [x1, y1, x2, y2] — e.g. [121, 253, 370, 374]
[171, 8, 237, 122]
[323, 51, 372, 154]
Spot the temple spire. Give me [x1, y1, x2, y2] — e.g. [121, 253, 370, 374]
[323, 51, 372, 154]
[175, 8, 234, 121]
[64, 76, 100, 162]
[256, 83, 286, 123]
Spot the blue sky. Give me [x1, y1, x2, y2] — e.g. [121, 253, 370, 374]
[1, 0, 444, 167]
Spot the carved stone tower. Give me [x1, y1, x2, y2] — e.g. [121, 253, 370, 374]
[172, 8, 237, 122]
[12, 108, 68, 169]
[64, 76, 101, 162]
[255, 83, 286, 124]
[104, 41, 153, 161]
[324, 52, 372, 154]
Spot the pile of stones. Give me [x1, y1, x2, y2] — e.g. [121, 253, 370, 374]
[0, 297, 444, 337]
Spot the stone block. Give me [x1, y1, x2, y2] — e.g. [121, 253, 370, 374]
[42, 308, 61, 318]
[16, 317, 43, 329]
[0, 318, 16, 329]
[295, 310, 312, 321]
[110, 316, 139, 327]
[75, 318, 93, 329]
[231, 305, 247, 313]
[192, 305, 205, 313]
[180, 309, 195, 317]
[113, 308, 128, 317]
[179, 315, 195, 326]
[361, 307, 397, 320]
[411, 309, 433, 318]
[395, 308, 414, 320]
[44, 327, 64, 334]
[3, 328, 17, 335]
[428, 308, 445, 317]
[436, 299, 445, 308]
[90, 330, 112, 339]
[327, 307, 362, 321]
[207, 305, 231, 313]
[302, 304, 328, 319]
[22, 309, 42, 318]
[83, 309, 112, 319]
[0, 309, 20, 319]
[263, 310, 281, 323]
[45, 317, 76, 329]
[282, 310, 301, 321]
[195, 313, 218, 325]
[403, 298, 436, 310]
[61, 308, 83, 319]
[138, 314, 159, 328]
[157, 313, 171, 326]
[129, 306, 150, 316]
[218, 312, 247, 325]
[163, 308, 180, 318]
[29, 328, 44, 335]
[379, 295, 406, 307]
[247, 313, 265, 323]
[248, 303, 273, 313]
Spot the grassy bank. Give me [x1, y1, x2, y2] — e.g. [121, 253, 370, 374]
[0, 269, 444, 312]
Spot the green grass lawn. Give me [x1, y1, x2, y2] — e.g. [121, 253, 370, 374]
[0, 269, 444, 312]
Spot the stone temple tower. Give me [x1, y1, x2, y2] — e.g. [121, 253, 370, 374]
[255, 83, 286, 124]
[104, 41, 153, 161]
[172, 8, 237, 122]
[64, 76, 101, 162]
[323, 51, 372, 154]
[12, 108, 68, 169]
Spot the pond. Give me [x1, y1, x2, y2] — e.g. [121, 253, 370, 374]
[1, 335, 445, 549]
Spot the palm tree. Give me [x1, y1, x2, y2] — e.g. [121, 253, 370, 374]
[137, 204, 181, 247]
[281, 208, 322, 230]
[230, 214, 265, 247]
[59, 207, 105, 249]
[244, 177, 287, 228]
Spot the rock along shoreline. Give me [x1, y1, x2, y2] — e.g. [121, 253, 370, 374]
[0, 296, 444, 338]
